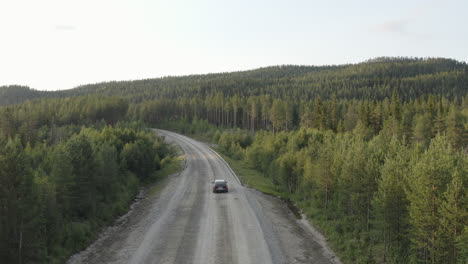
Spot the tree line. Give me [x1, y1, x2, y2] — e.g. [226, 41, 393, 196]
[64, 57, 468, 102]
[135, 92, 467, 149]
[1, 57, 467, 106]
[0, 95, 128, 145]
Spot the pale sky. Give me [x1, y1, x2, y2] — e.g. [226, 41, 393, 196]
[0, 0, 467, 91]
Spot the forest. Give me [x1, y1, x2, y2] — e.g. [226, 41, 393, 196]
[0, 57, 467, 263]
[1, 57, 467, 107]
[153, 89, 467, 263]
[0, 96, 175, 263]
[212, 124, 466, 264]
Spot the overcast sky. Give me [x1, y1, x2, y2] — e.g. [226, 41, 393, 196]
[0, 0, 467, 91]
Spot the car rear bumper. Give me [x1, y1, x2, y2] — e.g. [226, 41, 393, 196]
[213, 189, 228, 193]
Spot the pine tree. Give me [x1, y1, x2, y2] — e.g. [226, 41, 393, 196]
[51, 145, 75, 219]
[328, 93, 338, 131]
[413, 114, 432, 146]
[270, 99, 285, 132]
[391, 91, 401, 121]
[65, 134, 98, 219]
[0, 107, 17, 139]
[344, 103, 358, 131]
[300, 110, 314, 129]
[373, 144, 410, 263]
[406, 135, 457, 263]
[0, 138, 45, 262]
[437, 170, 467, 264]
[445, 105, 465, 149]
[312, 97, 326, 130]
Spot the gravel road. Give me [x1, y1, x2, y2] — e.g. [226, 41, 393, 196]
[67, 130, 341, 264]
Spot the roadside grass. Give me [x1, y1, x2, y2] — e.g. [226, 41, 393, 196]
[214, 149, 286, 197]
[187, 133, 214, 143]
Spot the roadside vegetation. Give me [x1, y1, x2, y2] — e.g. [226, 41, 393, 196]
[213, 128, 466, 264]
[216, 151, 284, 197]
[0, 97, 175, 263]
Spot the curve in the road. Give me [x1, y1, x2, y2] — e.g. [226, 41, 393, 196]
[67, 129, 340, 264]
[155, 130, 279, 264]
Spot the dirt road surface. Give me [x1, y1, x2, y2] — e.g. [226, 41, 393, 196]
[67, 130, 341, 264]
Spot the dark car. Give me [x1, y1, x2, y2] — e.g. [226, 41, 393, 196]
[212, 179, 228, 193]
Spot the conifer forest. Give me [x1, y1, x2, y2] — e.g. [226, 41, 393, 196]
[0, 57, 467, 263]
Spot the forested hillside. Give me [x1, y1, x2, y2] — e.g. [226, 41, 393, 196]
[0, 86, 50, 106]
[65, 57, 468, 102]
[2, 57, 467, 106]
[0, 57, 467, 264]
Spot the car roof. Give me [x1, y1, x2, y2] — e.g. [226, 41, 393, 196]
[214, 179, 227, 183]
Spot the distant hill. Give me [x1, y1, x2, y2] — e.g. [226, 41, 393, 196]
[1, 57, 467, 106]
[0, 86, 51, 106]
